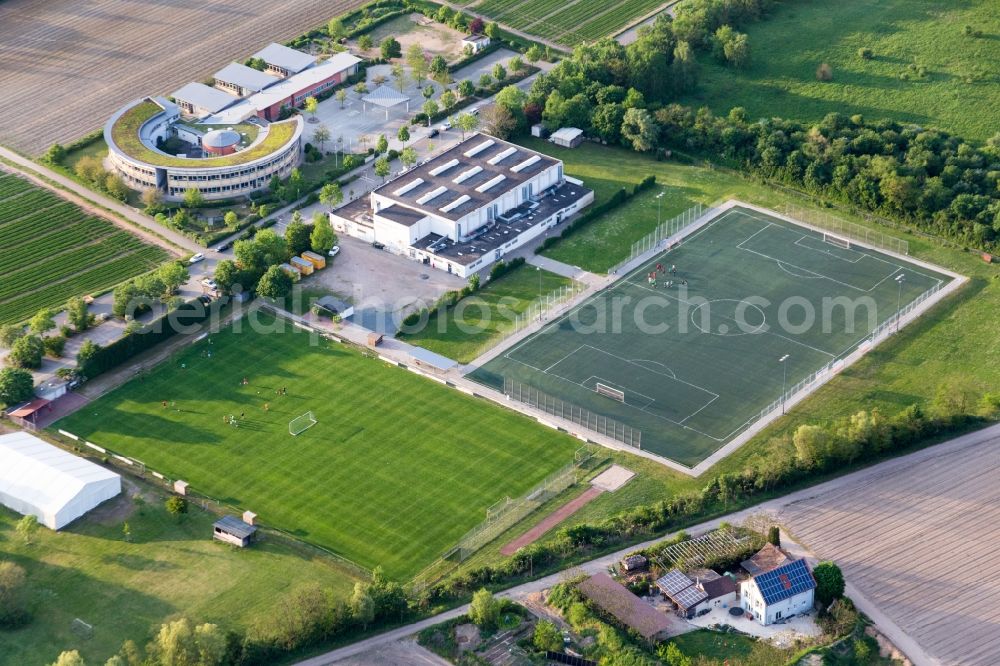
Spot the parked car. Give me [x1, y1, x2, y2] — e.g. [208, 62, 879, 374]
[372, 241, 386, 250]
[201, 278, 217, 289]
[197, 294, 212, 305]
[215, 241, 232, 252]
[428, 129, 439, 138]
[469, 107, 480, 116]
[328, 245, 341, 258]
[439, 120, 451, 130]
[188, 253, 205, 264]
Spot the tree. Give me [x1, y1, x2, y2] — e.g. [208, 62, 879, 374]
[158, 262, 189, 295]
[77, 340, 100, 373]
[16, 515, 38, 545]
[141, 187, 164, 213]
[458, 79, 475, 98]
[319, 182, 343, 209]
[492, 62, 507, 82]
[223, 210, 238, 228]
[350, 582, 375, 630]
[304, 96, 318, 120]
[509, 55, 523, 72]
[422, 85, 435, 102]
[122, 521, 132, 542]
[310, 214, 337, 253]
[358, 34, 374, 51]
[214, 259, 241, 294]
[525, 44, 542, 63]
[813, 561, 845, 607]
[0, 324, 24, 348]
[422, 99, 439, 126]
[380, 36, 401, 60]
[469, 17, 485, 34]
[285, 216, 313, 255]
[8, 335, 43, 369]
[50, 651, 85, 666]
[104, 173, 129, 201]
[246, 56, 266, 71]
[400, 146, 418, 170]
[533, 619, 562, 652]
[327, 18, 346, 41]
[591, 103, 625, 144]
[43, 335, 66, 358]
[183, 187, 204, 209]
[165, 496, 188, 518]
[353, 81, 369, 96]
[468, 588, 500, 629]
[482, 104, 516, 139]
[430, 55, 448, 76]
[0, 368, 34, 406]
[406, 44, 428, 85]
[148, 618, 227, 666]
[0, 561, 29, 628]
[621, 107, 658, 152]
[373, 156, 391, 183]
[43, 143, 66, 164]
[478, 73, 493, 89]
[440, 89, 456, 109]
[289, 167, 304, 199]
[767, 525, 781, 546]
[28, 308, 55, 336]
[394, 125, 410, 149]
[257, 265, 294, 299]
[375, 134, 389, 155]
[455, 112, 479, 140]
[724, 33, 751, 69]
[74, 155, 104, 183]
[485, 22, 499, 39]
[391, 63, 407, 92]
[313, 124, 331, 152]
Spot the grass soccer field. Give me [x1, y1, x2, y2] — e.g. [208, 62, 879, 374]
[0, 172, 168, 325]
[471, 205, 953, 466]
[54, 312, 578, 580]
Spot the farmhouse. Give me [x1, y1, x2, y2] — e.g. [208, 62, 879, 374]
[0, 431, 121, 530]
[330, 133, 592, 277]
[740, 546, 816, 625]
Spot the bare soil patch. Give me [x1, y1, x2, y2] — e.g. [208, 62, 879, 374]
[355, 13, 466, 63]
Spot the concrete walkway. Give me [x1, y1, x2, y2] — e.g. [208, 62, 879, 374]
[298, 423, 1000, 665]
[524, 253, 604, 285]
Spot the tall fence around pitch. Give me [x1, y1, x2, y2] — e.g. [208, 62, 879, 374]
[503, 378, 642, 449]
[608, 202, 707, 275]
[782, 203, 909, 255]
[443, 460, 583, 562]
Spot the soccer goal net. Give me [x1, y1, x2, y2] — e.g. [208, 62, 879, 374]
[823, 232, 851, 249]
[289, 411, 317, 436]
[595, 383, 625, 403]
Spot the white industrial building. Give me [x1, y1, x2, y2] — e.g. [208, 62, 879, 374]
[0, 432, 121, 530]
[740, 545, 817, 625]
[331, 133, 593, 277]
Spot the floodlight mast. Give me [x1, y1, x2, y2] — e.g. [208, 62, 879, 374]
[656, 191, 665, 228]
[779, 354, 790, 414]
[894, 273, 906, 334]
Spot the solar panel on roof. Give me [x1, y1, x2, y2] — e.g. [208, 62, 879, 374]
[655, 570, 694, 596]
[674, 586, 708, 609]
[754, 559, 815, 604]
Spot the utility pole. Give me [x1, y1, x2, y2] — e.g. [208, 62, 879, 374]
[779, 354, 790, 414]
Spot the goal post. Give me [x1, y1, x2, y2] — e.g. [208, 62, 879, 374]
[289, 411, 317, 436]
[823, 232, 851, 249]
[595, 383, 625, 403]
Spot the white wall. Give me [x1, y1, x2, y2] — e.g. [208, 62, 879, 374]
[741, 580, 814, 625]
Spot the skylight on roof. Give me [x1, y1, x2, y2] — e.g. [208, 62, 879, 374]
[440, 194, 471, 213]
[453, 166, 483, 184]
[394, 178, 424, 196]
[429, 159, 460, 176]
[488, 147, 517, 164]
[416, 186, 448, 204]
[464, 139, 495, 157]
[475, 174, 506, 192]
[511, 155, 541, 173]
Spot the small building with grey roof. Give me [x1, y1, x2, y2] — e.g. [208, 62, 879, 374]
[253, 42, 317, 77]
[171, 82, 239, 117]
[214, 62, 280, 97]
[331, 132, 593, 277]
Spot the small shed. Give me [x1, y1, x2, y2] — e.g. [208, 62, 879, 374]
[462, 34, 492, 54]
[301, 251, 326, 270]
[621, 554, 648, 573]
[7, 398, 50, 430]
[290, 256, 314, 276]
[367, 332, 384, 347]
[316, 295, 354, 319]
[279, 262, 302, 281]
[531, 123, 548, 139]
[550, 127, 584, 148]
[213, 515, 258, 547]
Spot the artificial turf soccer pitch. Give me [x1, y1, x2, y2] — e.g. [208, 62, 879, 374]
[471, 205, 953, 467]
[55, 313, 579, 579]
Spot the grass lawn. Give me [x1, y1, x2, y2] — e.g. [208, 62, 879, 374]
[54, 311, 579, 580]
[0, 172, 167, 325]
[398, 265, 574, 363]
[664, 629, 781, 664]
[678, 0, 1000, 142]
[0, 498, 358, 666]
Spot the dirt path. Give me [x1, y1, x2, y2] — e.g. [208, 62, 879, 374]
[500, 486, 603, 556]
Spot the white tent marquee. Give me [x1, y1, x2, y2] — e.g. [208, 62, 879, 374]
[0, 432, 121, 530]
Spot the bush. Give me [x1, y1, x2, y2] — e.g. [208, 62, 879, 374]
[816, 63, 833, 81]
[7, 335, 44, 369]
[0, 368, 34, 406]
[42, 335, 66, 358]
[858, 47, 873, 60]
[0, 561, 30, 628]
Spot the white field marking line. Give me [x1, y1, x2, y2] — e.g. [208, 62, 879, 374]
[775, 260, 824, 279]
[630, 359, 676, 378]
[678, 393, 719, 425]
[581, 376, 656, 404]
[580, 344, 719, 400]
[543, 344, 587, 373]
[738, 242, 896, 294]
[736, 207, 944, 287]
[794, 234, 865, 264]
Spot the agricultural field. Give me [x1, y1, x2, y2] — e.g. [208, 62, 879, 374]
[0, 172, 167, 325]
[679, 0, 1000, 142]
[474, 0, 664, 46]
[55, 311, 580, 580]
[0, 498, 360, 666]
[0, 0, 368, 155]
[398, 264, 574, 363]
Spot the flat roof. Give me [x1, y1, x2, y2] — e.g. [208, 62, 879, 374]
[373, 133, 559, 223]
[377, 204, 426, 227]
[253, 42, 317, 73]
[214, 62, 280, 92]
[171, 82, 239, 114]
